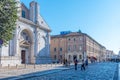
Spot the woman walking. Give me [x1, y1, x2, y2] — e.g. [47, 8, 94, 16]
[81, 59, 85, 71]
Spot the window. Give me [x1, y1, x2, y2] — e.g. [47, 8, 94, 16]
[22, 32, 26, 35]
[68, 38, 71, 41]
[79, 46, 82, 50]
[74, 45, 76, 50]
[60, 48, 62, 51]
[74, 38, 76, 41]
[79, 55, 82, 59]
[68, 45, 70, 51]
[60, 39, 62, 42]
[22, 10, 26, 18]
[54, 39, 55, 42]
[54, 48, 56, 52]
[26, 36, 29, 40]
[54, 55, 56, 59]
[60, 55, 62, 59]
[69, 55, 71, 59]
[80, 37, 82, 41]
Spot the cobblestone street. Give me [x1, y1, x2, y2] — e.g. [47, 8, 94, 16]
[22, 62, 117, 80]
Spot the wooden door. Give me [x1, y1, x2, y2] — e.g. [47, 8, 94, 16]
[21, 50, 26, 64]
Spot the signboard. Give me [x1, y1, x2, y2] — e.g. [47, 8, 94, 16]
[0, 39, 3, 48]
[0, 39, 3, 45]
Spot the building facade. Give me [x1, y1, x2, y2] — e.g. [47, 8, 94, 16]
[85, 34, 106, 62]
[106, 50, 115, 61]
[0, 0, 51, 66]
[50, 31, 106, 63]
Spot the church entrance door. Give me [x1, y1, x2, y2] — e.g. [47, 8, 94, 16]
[21, 50, 26, 64]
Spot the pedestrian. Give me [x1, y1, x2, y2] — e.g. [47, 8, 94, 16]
[63, 59, 66, 66]
[74, 59, 78, 70]
[67, 59, 70, 67]
[81, 59, 85, 71]
[85, 58, 88, 68]
[65, 59, 68, 66]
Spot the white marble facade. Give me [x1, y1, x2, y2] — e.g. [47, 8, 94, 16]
[0, 0, 51, 66]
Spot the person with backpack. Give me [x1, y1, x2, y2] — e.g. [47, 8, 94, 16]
[74, 59, 78, 70]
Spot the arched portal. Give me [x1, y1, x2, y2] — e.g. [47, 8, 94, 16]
[38, 36, 47, 56]
[73, 55, 77, 60]
[19, 29, 34, 64]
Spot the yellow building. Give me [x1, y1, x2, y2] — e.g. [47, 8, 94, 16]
[50, 31, 106, 63]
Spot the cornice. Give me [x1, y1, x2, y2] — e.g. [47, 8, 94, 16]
[18, 17, 36, 26]
[18, 17, 51, 32]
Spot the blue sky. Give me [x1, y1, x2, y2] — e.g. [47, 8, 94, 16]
[20, 0, 120, 54]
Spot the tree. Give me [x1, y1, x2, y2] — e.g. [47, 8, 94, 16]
[0, 0, 18, 45]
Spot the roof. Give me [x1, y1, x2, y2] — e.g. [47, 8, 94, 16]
[51, 31, 106, 48]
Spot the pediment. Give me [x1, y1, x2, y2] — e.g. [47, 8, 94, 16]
[38, 15, 51, 32]
[23, 41, 30, 45]
[20, 40, 31, 46]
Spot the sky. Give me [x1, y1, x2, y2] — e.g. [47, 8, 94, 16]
[20, 0, 120, 54]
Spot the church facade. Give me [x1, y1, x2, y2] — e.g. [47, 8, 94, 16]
[0, 0, 51, 66]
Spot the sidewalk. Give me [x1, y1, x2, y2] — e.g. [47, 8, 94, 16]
[0, 64, 65, 80]
[0, 62, 116, 80]
[22, 62, 117, 80]
[9, 62, 117, 80]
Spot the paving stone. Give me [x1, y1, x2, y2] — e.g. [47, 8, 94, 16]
[23, 62, 117, 80]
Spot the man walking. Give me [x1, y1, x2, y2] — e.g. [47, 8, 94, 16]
[85, 58, 88, 68]
[74, 59, 78, 70]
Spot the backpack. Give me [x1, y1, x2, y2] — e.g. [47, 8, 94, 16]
[74, 60, 78, 64]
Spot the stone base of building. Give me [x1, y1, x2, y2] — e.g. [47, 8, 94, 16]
[0, 56, 52, 66]
[35, 56, 52, 64]
[0, 56, 21, 66]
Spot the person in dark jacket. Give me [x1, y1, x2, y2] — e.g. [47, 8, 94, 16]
[74, 59, 78, 70]
[85, 58, 88, 68]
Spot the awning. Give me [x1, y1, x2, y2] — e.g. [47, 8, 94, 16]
[88, 56, 97, 60]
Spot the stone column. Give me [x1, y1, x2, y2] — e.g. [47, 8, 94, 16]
[34, 28, 38, 57]
[30, 43, 35, 64]
[15, 25, 21, 57]
[46, 32, 50, 57]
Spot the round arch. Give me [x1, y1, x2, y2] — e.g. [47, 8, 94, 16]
[18, 28, 34, 44]
[18, 28, 34, 64]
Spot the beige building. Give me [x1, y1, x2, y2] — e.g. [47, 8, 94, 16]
[106, 50, 114, 61]
[50, 31, 106, 63]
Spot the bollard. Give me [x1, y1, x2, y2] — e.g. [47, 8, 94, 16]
[55, 63, 56, 67]
[25, 64, 26, 69]
[8, 64, 10, 69]
[51, 63, 52, 67]
[0, 64, 1, 68]
[16, 64, 18, 69]
[34, 64, 35, 69]
[40, 64, 41, 68]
